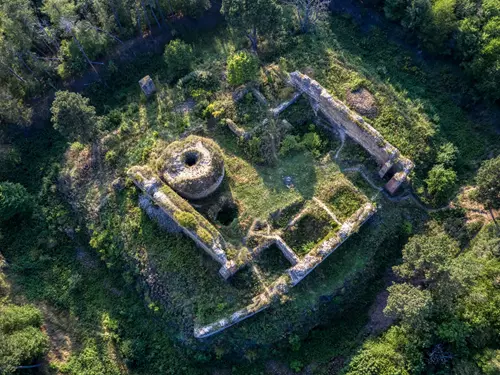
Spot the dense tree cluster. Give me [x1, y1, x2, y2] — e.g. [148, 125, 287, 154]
[346, 224, 500, 375]
[382, 0, 500, 101]
[0, 0, 213, 126]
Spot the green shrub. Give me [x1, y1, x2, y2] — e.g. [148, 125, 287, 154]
[0, 182, 33, 222]
[301, 131, 322, 157]
[174, 211, 197, 229]
[105, 150, 118, 166]
[435, 142, 458, 167]
[345, 328, 413, 375]
[244, 136, 265, 164]
[196, 227, 213, 244]
[0, 304, 43, 333]
[227, 51, 259, 86]
[425, 164, 457, 203]
[0, 304, 48, 374]
[164, 39, 194, 81]
[290, 360, 303, 373]
[289, 334, 301, 352]
[279, 135, 303, 156]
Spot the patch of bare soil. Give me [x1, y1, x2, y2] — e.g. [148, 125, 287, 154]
[346, 88, 378, 119]
[457, 186, 494, 224]
[39, 303, 77, 366]
[364, 271, 396, 336]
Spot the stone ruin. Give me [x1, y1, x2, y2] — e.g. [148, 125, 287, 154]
[139, 75, 156, 97]
[287, 72, 414, 195]
[128, 71, 414, 339]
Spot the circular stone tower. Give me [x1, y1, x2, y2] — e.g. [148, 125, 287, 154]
[158, 136, 225, 200]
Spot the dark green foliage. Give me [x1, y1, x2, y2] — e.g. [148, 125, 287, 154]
[226, 51, 259, 86]
[0, 182, 33, 222]
[384, 283, 432, 329]
[394, 232, 459, 283]
[0, 2, 499, 374]
[382, 0, 500, 100]
[169, 0, 212, 17]
[425, 164, 457, 204]
[347, 224, 500, 375]
[221, 0, 284, 51]
[163, 39, 195, 81]
[475, 155, 500, 211]
[51, 91, 97, 142]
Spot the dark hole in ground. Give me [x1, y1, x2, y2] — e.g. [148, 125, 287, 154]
[184, 151, 199, 167]
[216, 203, 238, 226]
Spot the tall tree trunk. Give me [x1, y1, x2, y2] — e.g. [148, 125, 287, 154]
[17, 53, 41, 83]
[0, 62, 27, 83]
[489, 206, 499, 230]
[149, 3, 162, 29]
[135, 3, 143, 36]
[37, 19, 59, 52]
[247, 27, 258, 52]
[110, 2, 124, 35]
[71, 31, 100, 77]
[140, 0, 153, 34]
[89, 24, 125, 44]
[165, 0, 174, 14]
[154, 0, 167, 25]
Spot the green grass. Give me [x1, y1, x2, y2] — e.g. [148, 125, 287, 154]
[282, 206, 338, 255]
[3, 8, 499, 374]
[255, 244, 293, 284]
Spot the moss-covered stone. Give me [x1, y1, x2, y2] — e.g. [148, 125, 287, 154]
[157, 136, 225, 200]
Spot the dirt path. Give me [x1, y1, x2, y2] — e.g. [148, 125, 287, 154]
[26, 1, 224, 128]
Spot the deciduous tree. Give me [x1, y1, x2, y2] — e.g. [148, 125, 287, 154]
[221, 0, 283, 51]
[282, 0, 330, 33]
[51, 91, 97, 141]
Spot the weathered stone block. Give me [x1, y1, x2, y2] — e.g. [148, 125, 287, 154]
[139, 75, 156, 97]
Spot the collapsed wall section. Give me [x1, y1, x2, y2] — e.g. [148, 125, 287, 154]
[288, 72, 414, 195]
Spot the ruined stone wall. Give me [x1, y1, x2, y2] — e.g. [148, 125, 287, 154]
[288, 72, 414, 194]
[127, 166, 237, 279]
[289, 72, 394, 164]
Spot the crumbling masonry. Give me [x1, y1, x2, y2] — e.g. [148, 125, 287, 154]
[288, 72, 414, 195]
[129, 71, 414, 339]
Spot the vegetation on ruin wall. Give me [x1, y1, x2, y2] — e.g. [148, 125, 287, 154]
[0, 0, 499, 374]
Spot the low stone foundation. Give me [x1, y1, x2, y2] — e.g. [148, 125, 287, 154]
[194, 201, 376, 338]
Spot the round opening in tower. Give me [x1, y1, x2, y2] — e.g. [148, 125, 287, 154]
[158, 136, 225, 200]
[184, 151, 199, 167]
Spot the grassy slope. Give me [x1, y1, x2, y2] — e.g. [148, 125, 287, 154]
[1, 10, 499, 375]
